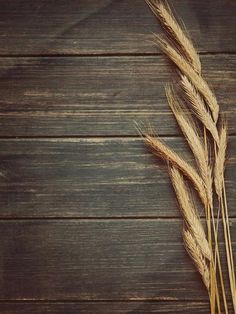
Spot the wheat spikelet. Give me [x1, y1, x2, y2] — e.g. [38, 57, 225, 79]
[145, 0, 201, 74]
[165, 86, 213, 207]
[170, 167, 211, 260]
[143, 133, 208, 207]
[214, 122, 227, 197]
[183, 229, 210, 291]
[154, 35, 219, 122]
[180, 75, 219, 144]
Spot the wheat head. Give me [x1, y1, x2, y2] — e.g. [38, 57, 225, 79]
[154, 35, 219, 122]
[170, 167, 211, 260]
[145, 0, 201, 74]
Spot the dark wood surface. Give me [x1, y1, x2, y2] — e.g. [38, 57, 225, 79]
[0, 55, 235, 137]
[0, 219, 234, 301]
[0, 302, 211, 314]
[0, 0, 235, 313]
[0, 137, 235, 218]
[0, 0, 235, 55]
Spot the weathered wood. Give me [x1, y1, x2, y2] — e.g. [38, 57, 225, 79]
[0, 219, 235, 301]
[0, 301, 211, 313]
[0, 0, 235, 55]
[0, 137, 235, 218]
[0, 55, 235, 136]
[0, 1, 235, 310]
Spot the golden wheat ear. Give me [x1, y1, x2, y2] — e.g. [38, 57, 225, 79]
[214, 121, 227, 197]
[170, 167, 211, 260]
[145, 0, 201, 74]
[138, 129, 208, 207]
[165, 86, 213, 208]
[180, 75, 219, 145]
[183, 229, 210, 291]
[154, 35, 219, 122]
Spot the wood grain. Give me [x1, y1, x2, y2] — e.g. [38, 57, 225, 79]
[0, 55, 235, 136]
[0, 219, 234, 301]
[0, 0, 235, 55]
[0, 301, 211, 313]
[1, 0, 235, 311]
[0, 137, 235, 218]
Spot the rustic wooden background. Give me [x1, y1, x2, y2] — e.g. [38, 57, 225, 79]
[0, 0, 235, 313]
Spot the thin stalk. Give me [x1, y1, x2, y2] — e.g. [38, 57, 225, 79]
[223, 181, 235, 290]
[204, 128, 222, 313]
[220, 184, 236, 311]
[213, 142, 229, 313]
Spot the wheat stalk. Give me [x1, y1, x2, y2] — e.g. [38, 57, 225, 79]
[215, 122, 236, 310]
[142, 1, 235, 312]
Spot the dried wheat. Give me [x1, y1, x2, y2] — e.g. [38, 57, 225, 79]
[145, 0, 201, 74]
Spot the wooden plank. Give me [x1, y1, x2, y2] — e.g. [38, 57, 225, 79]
[0, 0, 235, 55]
[0, 137, 235, 218]
[0, 55, 235, 136]
[0, 301, 210, 313]
[0, 219, 235, 301]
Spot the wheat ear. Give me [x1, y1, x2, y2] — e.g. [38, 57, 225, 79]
[154, 35, 219, 122]
[183, 229, 210, 291]
[142, 133, 208, 207]
[170, 167, 211, 260]
[214, 122, 227, 197]
[145, 0, 201, 74]
[166, 87, 213, 208]
[180, 75, 219, 144]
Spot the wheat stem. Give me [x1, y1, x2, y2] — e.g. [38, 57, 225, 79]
[221, 183, 236, 311]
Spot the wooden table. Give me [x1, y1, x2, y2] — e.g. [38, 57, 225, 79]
[0, 1, 235, 312]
